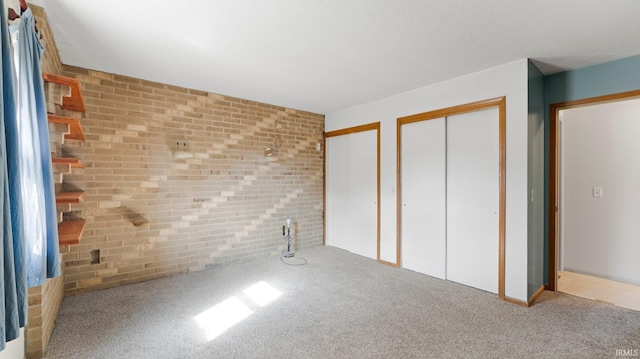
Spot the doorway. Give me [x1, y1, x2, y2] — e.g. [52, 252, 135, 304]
[549, 90, 640, 311]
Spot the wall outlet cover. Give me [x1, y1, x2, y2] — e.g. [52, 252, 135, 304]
[592, 187, 603, 198]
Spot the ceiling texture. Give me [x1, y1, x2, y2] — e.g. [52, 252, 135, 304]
[29, 0, 640, 114]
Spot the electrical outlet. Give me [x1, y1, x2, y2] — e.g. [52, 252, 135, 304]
[593, 187, 603, 198]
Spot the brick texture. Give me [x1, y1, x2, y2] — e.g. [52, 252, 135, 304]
[26, 276, 63, 359]
[31, 6, 62, 76]
[59, 66, 325, 295]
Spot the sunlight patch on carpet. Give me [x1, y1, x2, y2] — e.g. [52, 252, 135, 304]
[195, 281, 282, 341]
[243, 281, 282, 307]
[195, 297, 253, 340]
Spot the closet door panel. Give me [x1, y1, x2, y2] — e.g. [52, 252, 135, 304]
[326, 135, 351, 251]
[325, 130, 378, 260]
[347, 130, 378, 259]
[446, 108, 499, 294]
[401, 118, 446, 279]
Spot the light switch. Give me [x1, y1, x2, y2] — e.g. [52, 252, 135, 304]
[593, 187, 603, 198]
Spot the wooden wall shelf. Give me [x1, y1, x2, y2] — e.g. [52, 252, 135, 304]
[48, 115, 86, 141]
[58, 219, 86, 245]
[45, 72, 89, 247]
[55, 192, 86, 204]
[52, 157, 85, 168]
[42, 73, 86, 112]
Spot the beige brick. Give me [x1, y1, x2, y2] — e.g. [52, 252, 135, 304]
[78, 277, 103, 287]
[98, 201, 121, 209]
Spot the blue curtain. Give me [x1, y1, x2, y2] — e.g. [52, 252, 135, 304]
[31, 18, 61, 283]
[1, 0, 27, 351]
[1, 2, 62, 351]
[11, 7, 60, 287]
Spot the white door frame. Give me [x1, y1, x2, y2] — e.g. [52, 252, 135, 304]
[548, 89, 640, 291]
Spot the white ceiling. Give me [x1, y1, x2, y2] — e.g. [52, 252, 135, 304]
[31, 0, 640, 114]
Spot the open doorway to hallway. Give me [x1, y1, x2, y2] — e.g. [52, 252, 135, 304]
[558, 271, 640, 311]
[550, 91, 640, 311]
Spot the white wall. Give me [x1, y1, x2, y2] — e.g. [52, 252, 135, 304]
[325, 59, 530, 301]
[560, 98, 640, 285]
[0, 328, 25, 359]
[4, 0, 19, 12]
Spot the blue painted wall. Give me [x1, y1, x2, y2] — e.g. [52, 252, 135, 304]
[545, 55, 640, 105]
[543, 54, 640, 285]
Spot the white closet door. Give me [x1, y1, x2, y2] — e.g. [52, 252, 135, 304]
[401, 118, 446, 279]
[326, 135, 350, 252]
[326, 130, 378, 260]
[446, 108, 499, 294]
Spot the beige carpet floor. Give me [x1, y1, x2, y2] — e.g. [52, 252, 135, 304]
[43, 246, 640, 358]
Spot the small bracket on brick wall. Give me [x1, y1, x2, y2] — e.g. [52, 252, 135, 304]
[171, 140, 194, 159]
[173, 141, 189, 152]
[120, 206, 150, 228]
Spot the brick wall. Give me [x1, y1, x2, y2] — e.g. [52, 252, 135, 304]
[60, 66, 325, 295]
[32, 5, 62, 75]
[25, 276, 63, 359]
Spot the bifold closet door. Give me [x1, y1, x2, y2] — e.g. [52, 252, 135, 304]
[326, 130, 377, 260]
[401, 118, 446, 279]
[446, 107, 499, 294]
